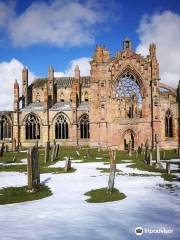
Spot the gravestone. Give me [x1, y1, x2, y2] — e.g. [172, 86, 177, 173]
[145, 139, 150, 163]
[166, 162, 171, 174]
[98, 144, 101, 152]
[138, 146, 141, 154]
[128, 140, 132, 156]
[135, 150, 138, 160]
[162, 150, 166, 160]
[27, 146, 40, 192]
[12, 153, 16, 162]
[108, 162, 116, 193]
[55, 144, 59, 159]
[12, 138, 16, 152]
[155, 134, 160, 163]
[51, 144, 56, 162]
[148, 151, 152, 166]
[0, 147, 4, 157]
[44, 141, 50, 163]
[141, 143, 144, 155]
[5, 144, 8, 152]
[64, 157, 71, 172]
[76, 150, 80, 157]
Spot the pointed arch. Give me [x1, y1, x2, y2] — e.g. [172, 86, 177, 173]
[112, 64, 146, 97]
[0, 114, 12, 140]
[55, 113, 69, 139]
[25, 113, 40, 139]
[165, 109, 173, 137]
[79, 114, 89, 139]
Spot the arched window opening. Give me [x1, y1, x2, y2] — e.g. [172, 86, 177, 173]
[60, 93, 65, 102]
[80, 115, 89, 139]
[25, 114, 40, 139]
[165, 110, 173, 137]
[124, 131, 134, 150]
[55, 114, 68, 139]
[116, 72, 142, 119]
[0, 114, 11, 140]
[84, 92, 89, 102]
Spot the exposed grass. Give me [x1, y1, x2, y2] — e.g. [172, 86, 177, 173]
[96, 167, 122, 173]
[0, 151, 27, 163]
[161, 173, 177, 182]
[85, 187, 126, 203]
[0, 184, 52, 205]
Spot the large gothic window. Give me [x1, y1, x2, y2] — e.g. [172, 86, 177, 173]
[80, 115, 89, 139]
[0, 114, 11, 140]
[25, 114, 40, 139]
[55, 114, 69, 139]
[116, 72, 142, 118]
[165, 110, 173, 137]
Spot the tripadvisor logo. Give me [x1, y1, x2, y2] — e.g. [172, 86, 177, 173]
[135, 227, 144, 236]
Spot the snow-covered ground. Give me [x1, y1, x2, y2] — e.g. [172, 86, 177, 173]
[0, 160, 180, 240]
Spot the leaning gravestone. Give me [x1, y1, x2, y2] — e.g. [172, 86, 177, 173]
[64, 157, 71, 172]
[108, 149, 116, 193]
[44, 141, 50, 163]
[27, 146, 40, 192]
[51, 144, 56, 162]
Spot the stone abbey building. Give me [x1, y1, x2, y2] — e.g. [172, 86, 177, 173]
[0, 39, 178, 150]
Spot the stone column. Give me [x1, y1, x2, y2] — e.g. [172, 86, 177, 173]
[27, 146, 40, 192]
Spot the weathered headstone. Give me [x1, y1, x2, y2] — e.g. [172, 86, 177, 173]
[166, 162, 171, 174]
[138, 146, 141, 154]
[141, 143, 144, 155]
[12, 153, 16, 162]
[145, 139, 150, 163]
[12, 138, 16, 152]
[51, 144, 56, 162]
[64, 157, 71, 172]
[0, 147, 4, 157]
[76, 150, 80, 156]
[108, 163, 116, 193]
[135, 150, 138, 160]
[128, 140, 132, 156]
[147, 151, 153, 166]
[55, 144, 59, 159]
[162, 150, 166, 160]
[155, 134, 160, 163]
[5, 144, 8, 152]
[27, 146, 40, 192]
[44, 141, 50, 163]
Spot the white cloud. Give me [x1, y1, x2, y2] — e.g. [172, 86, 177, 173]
[54, 57, 91, 77]
[136, 11, 180, 87]
[0, 0, 118, 47]
[0, 59, 35, 111]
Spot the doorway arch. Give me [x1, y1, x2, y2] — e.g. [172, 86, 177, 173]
[122, 129, 136, 150]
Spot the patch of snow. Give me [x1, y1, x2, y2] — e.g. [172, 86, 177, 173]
[0, 161, 180, 239]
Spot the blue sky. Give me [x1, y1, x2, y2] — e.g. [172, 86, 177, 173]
[0, 0, 180, 110]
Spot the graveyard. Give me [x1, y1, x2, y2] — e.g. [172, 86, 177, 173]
[0, 142, 180, 239]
